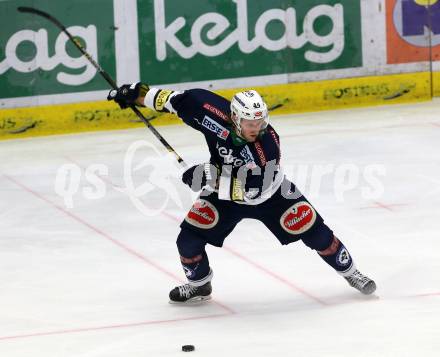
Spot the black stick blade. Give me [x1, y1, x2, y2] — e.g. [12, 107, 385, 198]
[18, 6, 48, 17]
[17, 6, 65, 30]
[17, 6, 33, 12]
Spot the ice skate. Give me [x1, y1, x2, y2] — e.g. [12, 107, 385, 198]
[344, 269, 376, 295]
[169, 282, 212, 304]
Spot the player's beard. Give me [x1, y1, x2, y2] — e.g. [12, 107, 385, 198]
[245, 133, 258, 142]
[242, 130, 259, 142]
[232, 121, 259, 142]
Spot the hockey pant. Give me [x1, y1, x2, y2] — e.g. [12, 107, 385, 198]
[177, 181, 355, 285]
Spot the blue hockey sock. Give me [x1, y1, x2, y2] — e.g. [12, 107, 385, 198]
[317, 236, 356, 275]
[180, 251, 212, 286]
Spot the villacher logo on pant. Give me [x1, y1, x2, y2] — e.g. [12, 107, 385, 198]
[185, 199, 219, 229]
[280, 201, 317, 235]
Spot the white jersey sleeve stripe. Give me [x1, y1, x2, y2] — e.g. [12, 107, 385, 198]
[164, 91, 183, 114]
[143, 87, 160, 110]
[143, 87, 184, 114]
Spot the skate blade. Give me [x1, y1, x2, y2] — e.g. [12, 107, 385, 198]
[361, 281, 377, 295]
[169, 295, 212, 305]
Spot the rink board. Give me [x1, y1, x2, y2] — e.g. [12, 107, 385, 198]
[0, 72, 433, 141]
[435, 72, 440, 97]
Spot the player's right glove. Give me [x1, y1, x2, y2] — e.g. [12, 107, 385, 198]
[107, 82, 149, 109]
[182, 163, 219, 192]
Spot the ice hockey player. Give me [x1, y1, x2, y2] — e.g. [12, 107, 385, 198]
[107, 83, 376, 303]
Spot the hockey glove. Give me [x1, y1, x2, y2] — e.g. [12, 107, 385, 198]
[182, 163, 219, 192]
[107, 82, 149, 109]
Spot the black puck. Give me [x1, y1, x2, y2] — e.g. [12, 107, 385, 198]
[182, 345, 195, 352]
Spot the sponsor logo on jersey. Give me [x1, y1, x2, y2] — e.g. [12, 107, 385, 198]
[240, 146, 255, 163]
[154, 89, 173, 111]
[268, 129, 281, 163]
[231, 177, 245, 201]
[280, 201, 317, 235]
[203, 103, 229, 122]
[240, 146, 257, 169]
[217, 143, 244, 166]
[201, 115, 230, 140]
[254, 142, 267, 166]
[185, 199, 219, 229]
[269, 129, 280, 148]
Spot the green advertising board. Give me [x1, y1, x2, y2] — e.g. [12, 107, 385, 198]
[137, 0, 362, 84]
[0, 0, 116, 99]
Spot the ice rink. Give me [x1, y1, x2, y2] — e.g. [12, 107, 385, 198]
[1, 100, 439, 357]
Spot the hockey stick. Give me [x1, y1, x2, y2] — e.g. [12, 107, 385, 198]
[17, 6, 187, 168]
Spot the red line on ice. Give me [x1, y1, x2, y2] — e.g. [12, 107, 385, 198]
[2, 174, 235, 316]
[0, 313, 230, 341]
[162, 210, 328, 306]
[360, 201, 408, 212]
[57, 159, 327, 307]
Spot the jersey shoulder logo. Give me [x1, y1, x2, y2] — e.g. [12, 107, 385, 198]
[201, 115, 230, 140]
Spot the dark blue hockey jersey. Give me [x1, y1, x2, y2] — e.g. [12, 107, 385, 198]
[144, 88, 284, 205]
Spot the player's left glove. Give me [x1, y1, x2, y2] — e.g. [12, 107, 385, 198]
[107, 82, 149, 109]
[182, 163, 219, 192]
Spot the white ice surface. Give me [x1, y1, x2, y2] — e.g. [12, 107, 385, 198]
[0, 100, 439, 357]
